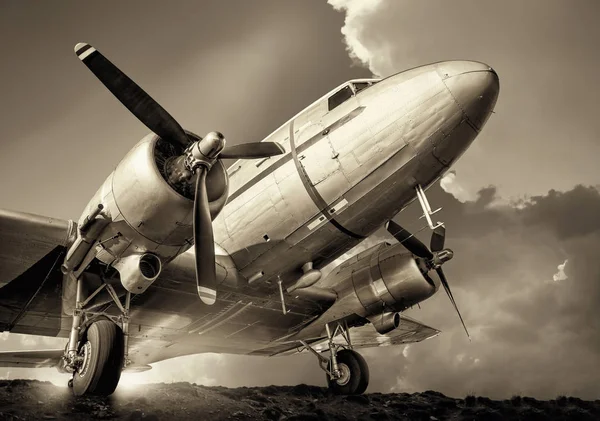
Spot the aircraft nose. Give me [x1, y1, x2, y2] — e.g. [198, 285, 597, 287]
[439, 61, 500, 130]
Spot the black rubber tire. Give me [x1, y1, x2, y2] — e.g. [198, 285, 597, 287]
[352, 351, 370, 395]
[72, 320, 124, 396]
[327, 349, 370, 395]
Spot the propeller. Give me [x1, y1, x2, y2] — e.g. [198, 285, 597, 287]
[75, 43, 286, 305]
[386, 220, 470, 340]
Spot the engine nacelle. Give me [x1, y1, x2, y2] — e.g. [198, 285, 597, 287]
[73, 131, 229, 272]
[113, 253, 162, 294]
[294, 242, 441, 339]
[351, 242, 440, 315]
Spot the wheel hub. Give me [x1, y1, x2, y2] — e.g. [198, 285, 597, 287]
[77, 341, 92, 377]
[335, 362, 351, 386]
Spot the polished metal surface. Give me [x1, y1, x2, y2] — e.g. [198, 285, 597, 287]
[113, 253, 162, 294]
[0, 59, 499, 369]
[367, 312, 400, 335]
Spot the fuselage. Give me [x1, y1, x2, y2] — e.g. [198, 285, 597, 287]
[65, 59, 498, 362]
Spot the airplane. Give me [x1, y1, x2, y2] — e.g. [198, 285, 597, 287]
[0, 43, 499, 396]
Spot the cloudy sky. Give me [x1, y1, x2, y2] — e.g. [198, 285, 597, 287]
[1, 0, 599, 400]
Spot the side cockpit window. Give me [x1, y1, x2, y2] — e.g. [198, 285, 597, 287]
[328, 85, 353, 111]
[353, 82, 370, 94]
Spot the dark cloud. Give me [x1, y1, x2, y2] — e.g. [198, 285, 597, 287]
[520, 186, 600, 240]
[358, 183, 600, 399]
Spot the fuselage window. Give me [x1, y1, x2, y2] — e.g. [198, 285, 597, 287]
[353, 82, 370, 94]
[328, 85, 353, 111]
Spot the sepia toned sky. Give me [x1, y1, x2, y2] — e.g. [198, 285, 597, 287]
[1, 0, 600, 400]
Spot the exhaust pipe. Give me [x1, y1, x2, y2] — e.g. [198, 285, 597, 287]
[113, 253, 162, 294]
[367, 312, 401, 335]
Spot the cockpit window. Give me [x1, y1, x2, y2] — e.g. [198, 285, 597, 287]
[328, 85, 353, 111]
[353, 82, 370, 93]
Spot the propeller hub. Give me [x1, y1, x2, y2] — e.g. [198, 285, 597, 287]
[185, 131, 226, 172]
[198, 131, 226, 159]
[432, 248, 454, 267]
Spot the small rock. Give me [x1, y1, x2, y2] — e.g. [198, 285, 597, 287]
[304, 401, 317, 411]
[464, 395, 477, 407]
[262, 407, 283, 421]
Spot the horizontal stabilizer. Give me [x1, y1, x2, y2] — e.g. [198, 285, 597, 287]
[0, 349, 63, 369]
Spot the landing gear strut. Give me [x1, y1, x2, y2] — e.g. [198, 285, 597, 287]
[63, 275, 130, 396]
[300, 321, 369, 395]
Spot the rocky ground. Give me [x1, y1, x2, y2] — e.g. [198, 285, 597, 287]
[0, 380, 598, 420]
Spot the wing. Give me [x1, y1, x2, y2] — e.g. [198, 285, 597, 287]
[251, 314, 440, 356]
[0, 349, 64, 368]
[0, 209, 71, 336]
[332, 314, 440, 349]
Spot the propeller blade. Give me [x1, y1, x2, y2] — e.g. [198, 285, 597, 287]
[430, 225, 446, 253]
[74, 43, 190, 149]
[436, 267, 470, 340]
[386, 220, 433, 259]
[193, 168, 217, 305]
[219, 142, 286, 159]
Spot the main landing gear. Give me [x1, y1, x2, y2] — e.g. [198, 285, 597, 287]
[300, 321, 370, 395]
[62, 275, 130, 396]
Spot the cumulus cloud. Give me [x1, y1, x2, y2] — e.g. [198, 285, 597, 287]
[553, 259, 568, 282]
[440, 171, 474, 203]
[327, 0, 385, 76]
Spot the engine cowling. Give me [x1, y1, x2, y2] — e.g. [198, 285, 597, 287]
[70, 131, 229, 291]
[113, 252, 162, 294]
[350, 242, 440, 316]
[293, 241, 441, 339]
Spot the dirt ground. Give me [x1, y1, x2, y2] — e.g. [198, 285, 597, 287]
[0, 380, 598, 420]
